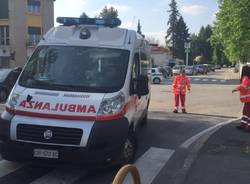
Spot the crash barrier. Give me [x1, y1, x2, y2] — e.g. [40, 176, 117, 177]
[112, 164, 141, 184]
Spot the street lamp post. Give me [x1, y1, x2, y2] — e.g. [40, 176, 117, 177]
[184, 42, 191, 66]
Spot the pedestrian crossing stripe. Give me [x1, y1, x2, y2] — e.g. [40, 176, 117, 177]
[123, 147, 174, 184]
[0, 160, 24, 178]
[0, 147, 175, 184]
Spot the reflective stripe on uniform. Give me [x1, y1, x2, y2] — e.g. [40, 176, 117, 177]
[240, 84, 250, 90]
[241, 120, 248, 124]
[240, 94, 250, 98]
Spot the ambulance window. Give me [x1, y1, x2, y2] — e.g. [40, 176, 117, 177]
[130, 53, 140, 93]
[140, 52, 150, 76]
[132, 53, 139, 79]
[19, 46, 130, 93]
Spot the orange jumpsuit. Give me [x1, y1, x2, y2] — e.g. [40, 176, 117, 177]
[237, 76, 250, 128]
[172, 74, 191, 111]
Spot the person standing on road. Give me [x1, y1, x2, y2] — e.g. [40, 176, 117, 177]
[232, 65, 250, 129]
[172, 67, 191, 113]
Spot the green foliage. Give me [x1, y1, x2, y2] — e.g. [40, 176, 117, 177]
[211, 0, 250, 63]
[137, 20, 142, 35]
[80, 12, 88, 18]
[175, 16, 190, 60]
[99, 6, 118, 19]
[166, 0, 179, 57]
[166, 0, 189, 59]
[190, 25, 213, 63]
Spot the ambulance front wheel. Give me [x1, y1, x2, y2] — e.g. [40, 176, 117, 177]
[121, 131, 137, 165]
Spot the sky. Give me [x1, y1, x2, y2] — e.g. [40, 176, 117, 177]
[54, 0, 218, 45]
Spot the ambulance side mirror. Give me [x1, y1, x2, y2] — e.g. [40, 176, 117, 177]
[136, 75, 149, 96]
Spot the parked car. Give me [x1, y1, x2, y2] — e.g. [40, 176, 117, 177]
[202, 64, 209, 73]
[163, 66, 173, 77]
[196, 65, 207, 74]
[185, 66, 196, 76]
[215, 64, 221, 69]
[172, 65, 185, 75]
[210, 64, 215, 72]
[0, 67, 22, 102]
[151, 67, 165, 84]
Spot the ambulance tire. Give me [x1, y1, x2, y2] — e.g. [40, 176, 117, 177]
[140, 110, 148, 126]
[120, 131, 137, 165]
[141, 100, 149, 126]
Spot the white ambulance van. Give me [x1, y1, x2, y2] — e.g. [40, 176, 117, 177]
[0, 17, 151, 166]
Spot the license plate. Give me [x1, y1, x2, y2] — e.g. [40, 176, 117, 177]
[33, 149, 59, 159]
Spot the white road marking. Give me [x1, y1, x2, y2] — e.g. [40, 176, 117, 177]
[124, 147, 174, 184]
[220, 80, 226, 83]
[212, 79, 217, 82]
[180, 119, 238, 149]
[0, 160, 24, 178]
[193, 78, 200, 81]
[30, 168, 86, 184]
[202, 79, 209, 82]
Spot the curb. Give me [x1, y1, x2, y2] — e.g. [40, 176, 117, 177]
[173, 118, 239, 184]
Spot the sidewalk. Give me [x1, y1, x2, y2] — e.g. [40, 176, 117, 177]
[184, 121, 250, 184]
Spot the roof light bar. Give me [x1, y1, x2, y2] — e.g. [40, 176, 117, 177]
[56, 17, 121, 28]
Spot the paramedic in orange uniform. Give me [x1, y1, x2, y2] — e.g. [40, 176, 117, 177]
[172, 67, 191, 113]
[232, 65, 250, 129]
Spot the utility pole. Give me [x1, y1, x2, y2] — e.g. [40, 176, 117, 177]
[184, 42, 191, 66]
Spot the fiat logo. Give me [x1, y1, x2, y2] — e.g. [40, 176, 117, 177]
[43, 129, 53, 140]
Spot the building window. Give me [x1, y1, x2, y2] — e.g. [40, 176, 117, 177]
[27, 0, 40, 14]
[27, 27, 41, 46]
[0, 26, 9, 45]
[0, 0, 9, 19]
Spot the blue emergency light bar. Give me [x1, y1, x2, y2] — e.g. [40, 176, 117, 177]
[56, 17, 121, 28]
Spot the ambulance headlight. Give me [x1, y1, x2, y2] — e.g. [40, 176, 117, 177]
[2, 92, 20, 119]
[98, 93, 125, 116]
[7, 92, 20, 109]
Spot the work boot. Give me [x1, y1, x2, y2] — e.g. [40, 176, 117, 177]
[236, 124, 245, 130]
[173, 109, 178, 113]
[182, 109, 187, 114]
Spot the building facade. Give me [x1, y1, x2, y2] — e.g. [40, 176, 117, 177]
[150, 44, 172, 67]
[0, 0, 55, 68]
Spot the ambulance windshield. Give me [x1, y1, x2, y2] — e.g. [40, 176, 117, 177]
[19, 46, 130, 93]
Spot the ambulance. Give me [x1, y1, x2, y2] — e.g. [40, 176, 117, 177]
[0, 17, 151, 166]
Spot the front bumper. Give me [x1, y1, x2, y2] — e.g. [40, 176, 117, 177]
[0, 116, 129, 167]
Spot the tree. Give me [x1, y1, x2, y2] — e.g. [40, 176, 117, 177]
[99, 6, 118, 19]
[175, 16, 190, 60]
[137, 20, 142, 35]
[199, 25, 213, 62]
[80, 12, 88, 18]
[211, 0, 250, 63]
[165, 0, 180, 58]
[194, 55, 206, 64]
[190, 25, 213, 63]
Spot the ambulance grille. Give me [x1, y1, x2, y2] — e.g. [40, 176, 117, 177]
[16, 124, 83, 146]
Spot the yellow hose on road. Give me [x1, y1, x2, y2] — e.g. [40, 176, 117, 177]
[112, 164, 141, 184]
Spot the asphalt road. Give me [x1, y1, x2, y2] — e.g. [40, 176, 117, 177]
[0, 69, 241, 184]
